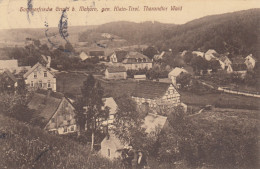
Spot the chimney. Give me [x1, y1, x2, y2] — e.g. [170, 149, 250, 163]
[47, 56, 51, 68]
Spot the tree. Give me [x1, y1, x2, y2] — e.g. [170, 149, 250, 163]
[74, 74, 109, 151]
[65, 42, 75, 53]
[176, 73, 192, 89]
[112, 96, 151, 152]
[143, 46, 158, 59]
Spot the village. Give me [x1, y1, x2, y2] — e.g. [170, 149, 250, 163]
[0, 8, 259, 169]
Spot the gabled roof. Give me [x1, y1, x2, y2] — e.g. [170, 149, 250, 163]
[122, 52, 152, 64]
[231, 64, 247, 71]
[168, 67, 188, 77]
[106, 66, 126, 73]
[2, 69, 17, 83]
[27, 90, 65, 128]
[89, 51, 105, 57]
[132, 81, 171, 99]
[23, 62, 55, 78]
[142, 113, 168, 133]
[231, 56, 245, 65]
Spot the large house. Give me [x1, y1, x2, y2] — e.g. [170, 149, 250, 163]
[105, 66, 127, 80]
[109, 50, 153, 70]
[245, 54, 256, 70]
[131, 81, 181, 108]
[0, 59, 18, 73]
[23, 62, 56, 92]
[100, 113, 170, 159]
[27, 90, 77, 134]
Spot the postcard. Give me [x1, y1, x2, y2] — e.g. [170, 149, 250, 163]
[0, 0, 259, 169]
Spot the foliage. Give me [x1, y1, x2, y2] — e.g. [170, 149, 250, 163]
[176, 73, 192, 88]
[143, 46, 158, 59]
[74, 74, 109, 150]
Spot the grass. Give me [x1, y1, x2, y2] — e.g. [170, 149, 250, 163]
[0, 114, 122, 169]
[56, 72, 260, 110]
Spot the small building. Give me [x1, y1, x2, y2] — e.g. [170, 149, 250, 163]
[100, 113, 170, 160]
[245, 54, 256, 70]
[105, 66, 127, 80]
[132, 81, 181, 108]
[0, 59, 18, 73]
[27, 90, 77, 134]
[79, 51, 91, 61]
[23, 62, 56, 92]
[205, 49, 219, 61]
[0, 69, 18, 92]
[168, 67, 188, 86]
[218, 54, 232, 70]
[134, 74, 146, 81]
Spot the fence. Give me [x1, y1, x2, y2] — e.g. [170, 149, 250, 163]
[218, 87, 260, 98]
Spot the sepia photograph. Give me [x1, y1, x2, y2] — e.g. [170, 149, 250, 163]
[0, 0, 259, 168]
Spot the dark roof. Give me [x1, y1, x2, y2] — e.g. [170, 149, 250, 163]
[27, 90, 64, 128]
[232, 64, 247, 71]
[2, 70, 17, 82]
[122, 52, 152, 64]
[231, 56, 245, 65]
[89, 51, 105, 57]
[107, 66, 126, 73]
[114, 50, 128, 62]
[132, 81, 170, 99]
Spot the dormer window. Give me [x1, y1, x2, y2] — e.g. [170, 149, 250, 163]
[44, 71, 47, 77]
[34, 72, 37, 78]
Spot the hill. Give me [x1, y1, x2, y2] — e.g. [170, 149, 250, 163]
[89, 9, 260, 57]
[0, 114, 120, 169]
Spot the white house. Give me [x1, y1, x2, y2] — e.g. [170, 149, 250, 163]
[168, 67, 188, 86]
[105, 66, 127, 80]
[218, 54, 232, 70]
[205, 49, 219, 61]
[131, 81, 181, 108]
[245, 54, 256, 70]
[0, 59, 19, 73]
[23, 62, 56, 92]
[100, 113, 170, 160]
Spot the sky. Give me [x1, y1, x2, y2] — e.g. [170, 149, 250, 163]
[0, 0, 259, 29]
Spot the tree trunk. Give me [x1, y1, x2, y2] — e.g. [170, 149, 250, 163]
[91, 129, 94, 151]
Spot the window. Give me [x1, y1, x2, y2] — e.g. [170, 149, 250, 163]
[47, 80, 51, 88]
[64, 127, 67, 133]
[51, 118, 55, 123]
[30, 81, 34, 87]
[34, 72, 37, 78]
[39, 81, 42, 88]
[108, 149, 110, 157]
[44, 71, 47, 77]
[71, 126, 74, 131]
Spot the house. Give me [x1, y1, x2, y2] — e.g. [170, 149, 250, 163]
[153, 51, 165, 60]
[122, 52, 153, 70]
[89, 51, 105, 59]
[168, 67, 188, 86]
[100, 113, 170, 159]
[192, 51, 204, 58]
[0, 59, 18, 73]
[132, 81, 181, 108]
[27, 90, 77, 134]
[110, 51, 153, 70]
[227, 64, 247, 75]
[109, 50, 128, 63]
[245, 54, 256, 70]
[23, 62, 56, 92]
[105, 66, 127, 80]
[134, 74, 146, 81]
[205, 49, 219, 61]
[0, 69, 18, 92]
[218, 54, 232, 70]
[79, 51, 91, 61]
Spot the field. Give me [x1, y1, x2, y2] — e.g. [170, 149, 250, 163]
[57, 72, 260, 110]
